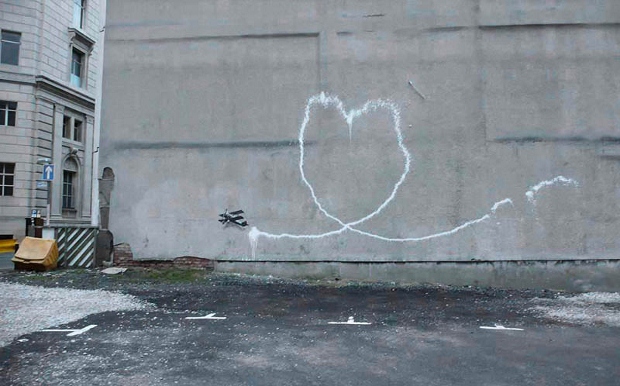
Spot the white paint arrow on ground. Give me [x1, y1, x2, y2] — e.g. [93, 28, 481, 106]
[328, 316, 371, 325]
[185, 313, 227, 320]
[40, 324, 97, 336]
[480, 324, 524, 331]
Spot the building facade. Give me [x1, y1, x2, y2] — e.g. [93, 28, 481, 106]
[101, 1, 620, 289]
[0, 0, 105, 242]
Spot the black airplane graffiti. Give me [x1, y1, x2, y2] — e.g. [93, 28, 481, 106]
[218, 209, 248, 228]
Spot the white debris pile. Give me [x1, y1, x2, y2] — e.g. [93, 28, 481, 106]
[101, 267, 127, 275]
[0, 282, 150, 347]
[532, 292, 620, 327]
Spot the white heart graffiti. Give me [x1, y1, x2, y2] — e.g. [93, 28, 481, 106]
[248, 93, 578, 258]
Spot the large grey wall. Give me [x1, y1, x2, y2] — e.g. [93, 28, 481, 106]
[101, 1, 620, 269]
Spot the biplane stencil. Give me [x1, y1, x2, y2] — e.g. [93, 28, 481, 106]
[219, 209, 248, 228]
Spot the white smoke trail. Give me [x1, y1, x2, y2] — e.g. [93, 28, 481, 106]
[525, 176, 579, 205]
[247, 93, 579, 259]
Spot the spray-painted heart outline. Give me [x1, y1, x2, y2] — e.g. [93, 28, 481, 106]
[298, 93, 412, 230]
[247, 93, 578, 258]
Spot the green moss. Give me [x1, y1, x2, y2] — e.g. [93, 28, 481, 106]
[0, 267, 211, 287]
[140, 268, 207, 283]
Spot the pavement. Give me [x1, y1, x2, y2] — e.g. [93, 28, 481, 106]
[0, 269, 619, 385]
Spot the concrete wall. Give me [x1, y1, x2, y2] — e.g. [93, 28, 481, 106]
[101, 1, 620, 268]
[216, 260, 620, 292]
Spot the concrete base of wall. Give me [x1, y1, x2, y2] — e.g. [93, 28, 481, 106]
[215, 260, 620, 292]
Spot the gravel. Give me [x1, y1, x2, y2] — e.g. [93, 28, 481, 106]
[0, 282, 151, 347]
[531, 292, 620, 327]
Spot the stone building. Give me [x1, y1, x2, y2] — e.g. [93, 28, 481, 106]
[101, 1, 620, 289]
[0, 0, 105, 247]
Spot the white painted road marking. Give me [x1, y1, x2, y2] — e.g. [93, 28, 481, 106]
[185, 313, 227, 320]
[480, 324, 524, 331]
[328, 316, 371, 325]
[40, 324, 97, 336]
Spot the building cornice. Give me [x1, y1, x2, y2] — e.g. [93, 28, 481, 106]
[35, 75, 96, 111]
[68, 28, 97, 52]
[0, 70, 36, 85]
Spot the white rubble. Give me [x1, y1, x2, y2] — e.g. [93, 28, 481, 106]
[0, 282, 150, 347]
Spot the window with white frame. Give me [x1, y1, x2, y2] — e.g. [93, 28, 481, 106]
[0, 31, 21, 65]
[73, 0, 86, 29]
[0, 163, 15, 197]
[70, 48, 85, 88]
[0, 101, 17, 126]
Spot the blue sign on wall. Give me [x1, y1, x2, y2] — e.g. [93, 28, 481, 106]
[42, 164, 54, 181]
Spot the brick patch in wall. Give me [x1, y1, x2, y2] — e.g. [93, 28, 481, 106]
[113, 243, 214, 270]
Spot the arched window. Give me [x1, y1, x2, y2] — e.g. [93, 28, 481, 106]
[62, 157, 79, 213]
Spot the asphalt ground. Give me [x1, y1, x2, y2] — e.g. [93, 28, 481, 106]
[0, 269, 619, 385]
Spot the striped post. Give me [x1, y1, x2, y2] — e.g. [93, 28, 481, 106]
[55, 226, 98, 268]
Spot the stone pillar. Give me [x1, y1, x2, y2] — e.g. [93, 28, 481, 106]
[50, 105, 64, 220]
[95, 229, 113, 267]
[99, 167, 114, 230]
[81, 115, 94, 219]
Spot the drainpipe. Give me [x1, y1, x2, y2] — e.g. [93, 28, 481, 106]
[91, 0, 107, 228]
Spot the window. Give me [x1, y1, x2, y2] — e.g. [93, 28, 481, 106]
[1, 31, 20, 65]
[62, 158, 79, 212]
[63, 116, 71, 138]
[73, 0, 86, 29]
[0, 163, 15, 196]
[62, 114, 84, 142]
[0, 101, 17, 126]
[70, 48, 85, 88]
[62, 170, 75, 209]
[67, 23, 94, 89]
[73, 119, 83, 142]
